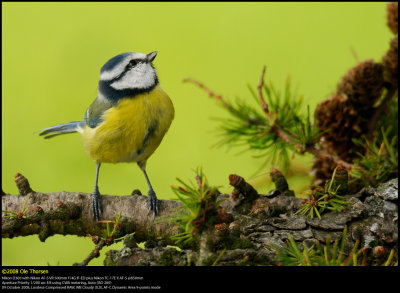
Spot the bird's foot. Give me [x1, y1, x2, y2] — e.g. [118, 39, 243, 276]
[91, 187, 102, 221]
[148, 189, 159, 218]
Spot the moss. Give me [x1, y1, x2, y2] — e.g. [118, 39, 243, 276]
[368, 239, 381, 248]
[103, 251, 118, 266]
[201, 256, 215, 266]
[212, 234, 255, 251]
[159, 248, 180, 266]
[144, 239, 158, 248]
[38, 223, 51, 242]
[365, 196, 384, 216]
[232, 238, 254, 250]
[119, 247, 132, 258]
[63, 219, 86, 236]
[123, 233, 138, 248]
[225, 235, 254, 250]
[120, 219, 136, 236]
[236, 258, 250, 266]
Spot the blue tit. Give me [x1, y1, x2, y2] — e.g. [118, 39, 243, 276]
[39, 51, 174, 221]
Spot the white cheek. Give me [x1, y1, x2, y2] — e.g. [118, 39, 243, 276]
[110, 66, 156, 90]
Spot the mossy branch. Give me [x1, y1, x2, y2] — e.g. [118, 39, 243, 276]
[2, 174, 182, 244]
[2, 172, 398, 266]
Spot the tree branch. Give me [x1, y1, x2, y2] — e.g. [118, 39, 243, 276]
[74, 239, 106, 266]
[2, 181, 182, 244]
[2, 173, 398, 266]
[106, 178, 398, 266]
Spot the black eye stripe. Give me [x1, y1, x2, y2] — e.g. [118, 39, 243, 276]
[129, 60, 138, 66]
[126, 59, 146, 70]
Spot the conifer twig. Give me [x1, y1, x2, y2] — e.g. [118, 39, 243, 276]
[183, 78, 232, 109]
[256, 67, 353, 170]
[184, 76, 353, 171]
[257, 65, 270, 117]
[74, 239, 106, 266]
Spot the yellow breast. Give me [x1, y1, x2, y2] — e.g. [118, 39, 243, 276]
[81, 85, 174, 163]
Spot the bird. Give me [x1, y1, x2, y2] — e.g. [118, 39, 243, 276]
[39, 51, 174, 221]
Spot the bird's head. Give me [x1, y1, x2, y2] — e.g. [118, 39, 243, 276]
[99, 51, 158, 91]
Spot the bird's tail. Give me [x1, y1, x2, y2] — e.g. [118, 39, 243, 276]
[39, 121, 85, 139]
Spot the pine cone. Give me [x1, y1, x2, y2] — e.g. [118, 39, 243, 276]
[311, 153, 335, 187]
[387, 2, 398, 35]
[337, 60, 384, 109]
[383, 35, 398, 87]
[312, 5, 396, 190]
[316, 93, 363, 156]
[313, 93, 365, 187]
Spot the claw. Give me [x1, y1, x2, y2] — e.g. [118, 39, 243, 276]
[91, 187, 102, 221]
[148, 189, 159, 218]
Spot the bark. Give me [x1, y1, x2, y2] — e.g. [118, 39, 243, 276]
[2, 190, 181, 244]
[2, 176, 398, 266]
[104, 178, 398, 266]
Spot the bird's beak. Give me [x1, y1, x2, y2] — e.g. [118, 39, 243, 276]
[147, 51, 158, 62]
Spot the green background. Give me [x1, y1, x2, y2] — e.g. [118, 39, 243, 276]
[2, 2, 392, 265]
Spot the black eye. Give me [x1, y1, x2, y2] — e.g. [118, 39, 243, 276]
[126, 59, 139, 69]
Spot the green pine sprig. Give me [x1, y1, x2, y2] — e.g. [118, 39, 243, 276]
[296, 166, 353, 219]
[2, 198, 28, 220]
[185, 71, 326, 172]
[97, 212, 125, 244]
[273, 234, 316, 266]
[350, 127, 398, 187]
[272, 227, 397, 266]
[168, 167, 222, 246]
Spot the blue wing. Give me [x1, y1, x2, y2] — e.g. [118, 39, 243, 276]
[84, 96, 114, 128]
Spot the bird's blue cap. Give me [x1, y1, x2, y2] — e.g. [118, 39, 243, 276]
[100, 52, 131, 74]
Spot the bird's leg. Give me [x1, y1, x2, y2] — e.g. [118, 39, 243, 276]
[139, 163, 159, 218]
[91, 162, 102, 221]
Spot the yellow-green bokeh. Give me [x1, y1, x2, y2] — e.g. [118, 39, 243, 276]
[2, 2, 392, 265]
